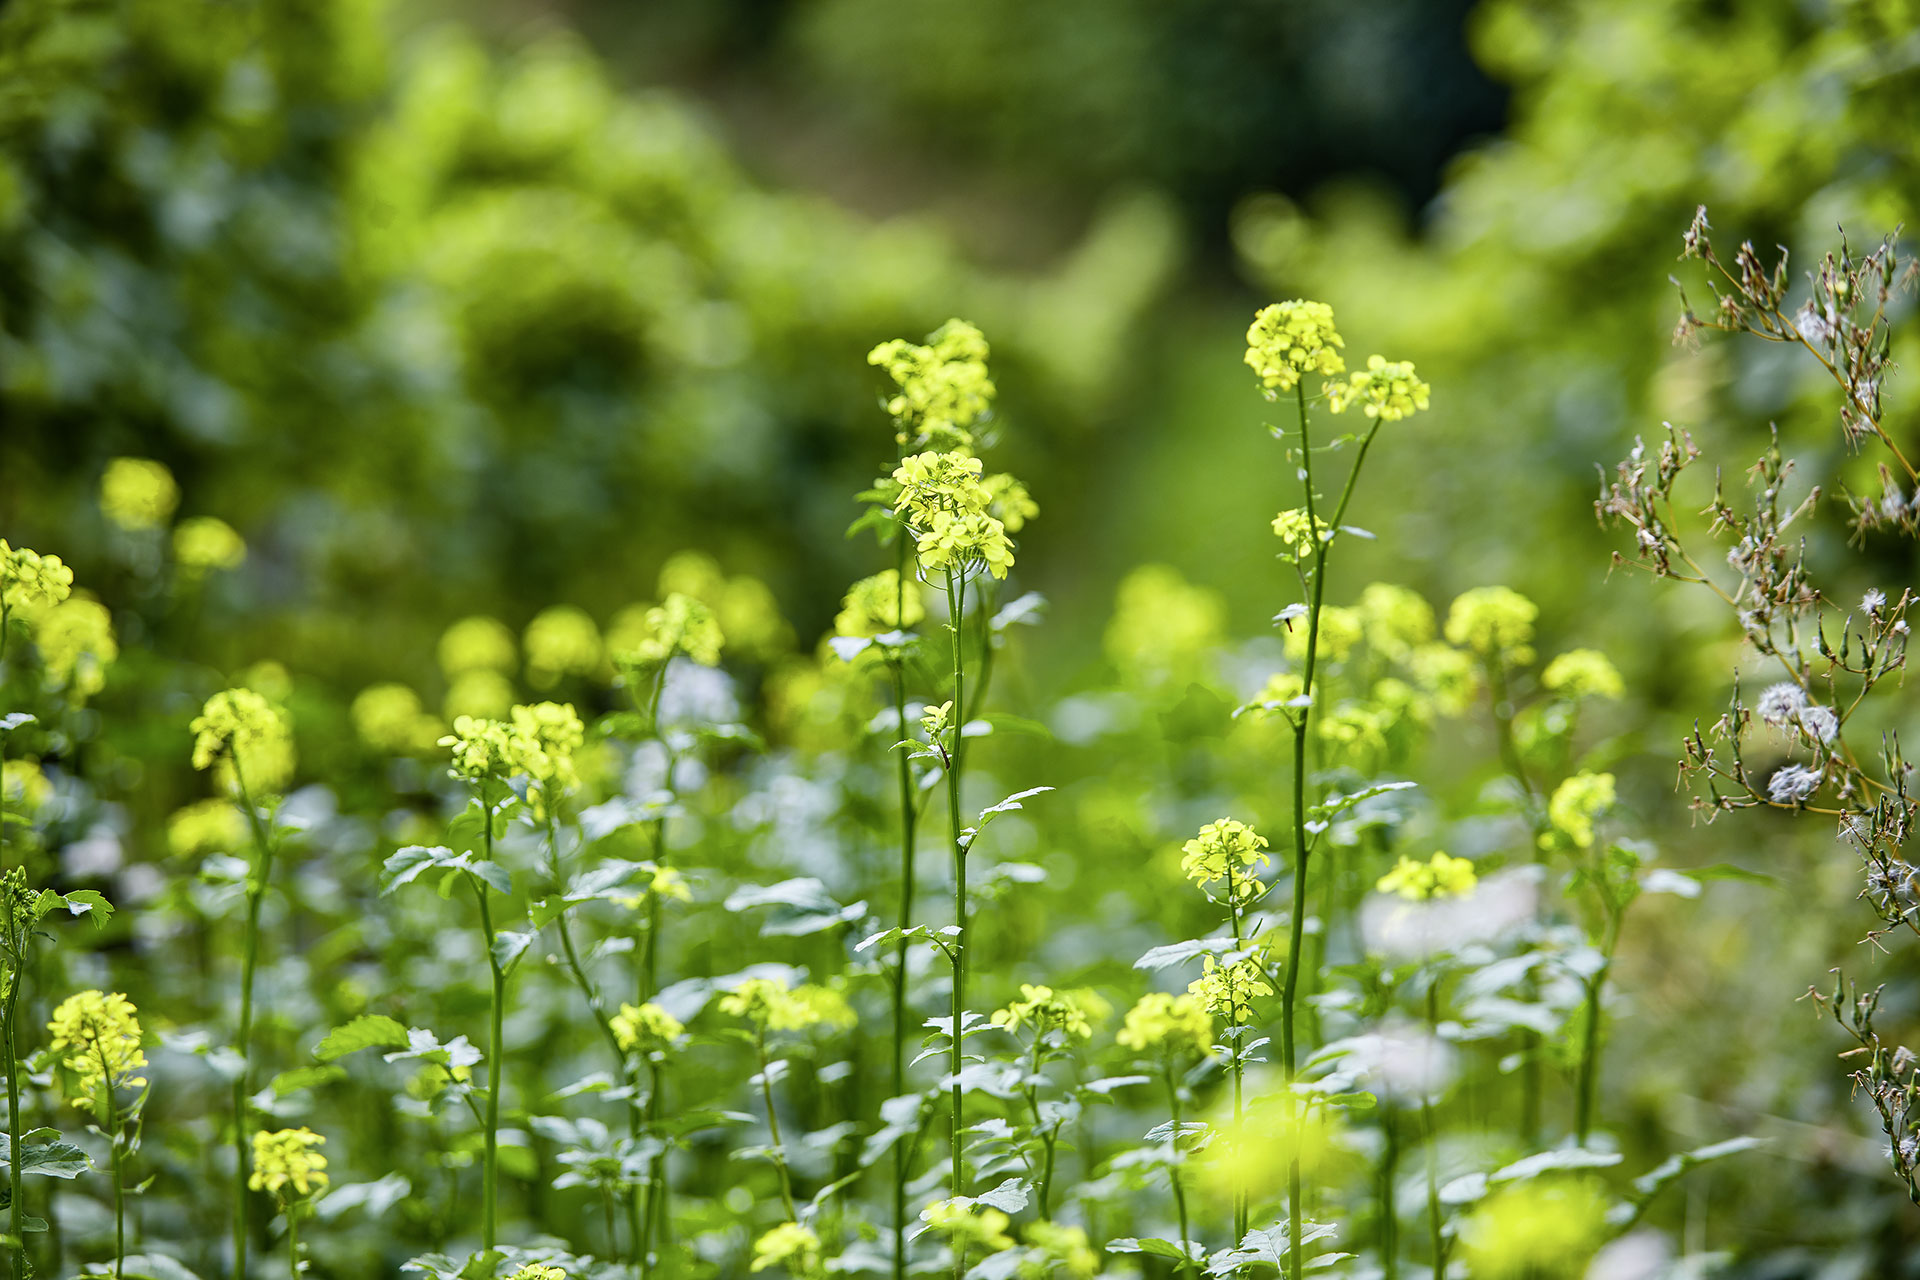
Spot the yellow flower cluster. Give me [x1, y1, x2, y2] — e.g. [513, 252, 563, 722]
[351, 683, 443, 754]
[1, 540, 75, 611]
[988, 984, 1102, 1040]
[249, 1127, 329, 1198]
[1270, 508, 1334, 561]
[99, 457, 179, 531]
[47, 990, 147, 1109]
[608, 592, 724, 667]
[439, 714, 542, 782]
[1329, 355, 1431, 421]
[524, 605, 603, 688]
[1283, 603, 1362, 664]
[1357, 583, 1436, 659]
[1025, 1223, 1098, 1280]
[657, 552, 793, 661]
[509, 1267, 568, 1280]
[1405, 644, 1476, 716]
[190, 687, 294, 792]
[166, 798, 247, 859]
[1178, 818, 1271, 899]
[440, 616, 518, 677]
[868, 319, 996, 449]
[3, 759, 52, 814]
[1541, 648, 1624, 701]
[751, 1222, 821, 1275]
[510, 700, 585, 806]
[33, 596, 118, 699]
[1244, 300, 1346, 397]
[611, 1001, 685, 1052]
[1445, 587, 1539, 665]
[835, 569, 925, 638]
[173, 517, 246, 574]
[720, 976, 856, 1033]
[1546, 771, 1616, 850]
[1187, 955, 1273, 1022]
[891, 450, 1017, 580]
[981, 473, 1038, 533]
[1115, 992, 1213, 1059]
[1458, 1180, 1608, 1279]
[1377, 852, 1478, 901]
[919, 1198, 1014, 1252]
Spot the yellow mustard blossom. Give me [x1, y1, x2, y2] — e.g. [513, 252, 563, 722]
[249, 1127, 328, 1199]
[1179, 818, 1271, 900]
[0, 541, 74, 611]
[920, 699, 953, 743]
[1541, 648, 1624, 701]
[982, 473, 1039, 533]
[1024, 1223, 1098, 1280]
[1199, 1093, 1339, 1204]
[509, 1268, 567, 1280]
[1445, 587, 1539, 665]
[1458, 1180, 1609, 1279]
[1244, 300, 1345, 397]
[1406, 643, 1476, 716]
[2, 759, 51, 815]
[657, 553, 793, 660]
[920, 1198, 1015, 1252]
[608, 593, 724, 667]
[444, 669, 515, 721]
[890, 451, 1017, 579]
[47, 990, 147, 1113]
[99, 457, 178, 531]
[1329, 355, 1431, 421]
[1116, 992, 1213, 1059]
[751, 1222, 821, 1275]
[918, 505, 1014, 581]
[614, 864, 694, 910]
[1357, 583, 1436, 658]
[1104, 565, 1225, 686]
[989, 984, 1098, 1040]
[438, 615, 517, 677]
[439, 714, 544, 782]
[1283, 603, 1362, 663]
[351, 683, 443, 754]
[173, 516, 246, 574]
[1271, 508, 1335, 561]
[190, 687, 294, 793]
[166, 798, 247, 859]
[868, 319, 995, 448]
[1546, 771, 1617, 850]
[1377, 852, 1478, 901]
[1318, 702, 1395, 767]
[1187, 955, 1274, 1022]
[524, 605, 603, 688]
[836, 570, 925, 638]
[34, 596, 117, 698]
[721, 976, 856, 1033]
[612, 1001, 685, 1052]
[509, 700, 584, 807]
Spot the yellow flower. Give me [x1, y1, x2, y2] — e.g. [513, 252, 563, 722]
[1328, 354, 1431, 421]
[173, 517, 246, 574]
[1357, 583, 1436, 659]
[1271, 508, 1334, 561]
[1178, 819, 1270, 900]
[890, 451, 1019, 579]
[190, 688, 294, 793]
[1405, 643, 1476, 716]
[720, 977, 856, 1033]
[1458, 1180, 1609, 1279]
[249, 1128, 329, 1199]
[608, 593, 724, 667]
[919, 1198, 1014, 1252]
[438, 616, 518, 677]
[166, 798, 248, 859]
[509, 700, 585, 809]
[989, 984, 1099, 1040]
[1545, 771, 1616, 850]
[1283, 604, 1362, 663]
[1244, 300, 1346, 397]
[351, 683, 443, 754]
[0, 541, 74, 611]
[524, 605, 603, 688]
[1115, 992, 1213, 1060]
[751, 1222, 821, 1275]
[1444, 587, 1538, 665]
[1377, 852, 1477, 901]
[99, 457, 178, 530]
[1541, 649, 1624, 701]
[508, 1268, 567, 1280]
[612, 1002, 685, 1052]
[33, 596, 117, 699]
[1187, 954, 1273, 1021]
[46, 990, 147, 1113]
[657, 553, 793, 660]
[836, 570, 925, 638]
[868, 319, 995, 449]
[2, 759, 52, 815]
[982, 473, 1039, 533]
[439, 714, 544, 782]
[1024, 1223, 1098, 1280]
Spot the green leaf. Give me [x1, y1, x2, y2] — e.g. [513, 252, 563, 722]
[55, 890, 114, 929]
[382, 846, 452, 894]
[1491, 1147, 1623, 1183]
[271, 1065, 347, 1097]
[0, 1129, 90, 1179]
[492, 930, 536, 970]
[102, 1255, 204, 1280]
[469, 861, 513, 897]
[1632, 1136, 1765, 1200]
[1206, 1222, 1341, 1275]
[1109, 1237, 1203, 1263]
[314, 1015, 411, 1062]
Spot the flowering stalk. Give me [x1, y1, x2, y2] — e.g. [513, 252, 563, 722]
[96, 1035, 125, 1280]
[1421, 979, 1442, 1280]
[888, 535, 920, 1280]
[472, 814, 506, 1251]
[751, 1025, 800, 1222]
[942, 565, 969, 1235]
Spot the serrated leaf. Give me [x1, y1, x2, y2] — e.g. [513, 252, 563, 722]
[974, 1177, 1030, 1214]
[314, 1015, 410, 1062]
[56, 890, 115, 929]
[1135, 936, 1235, 972]
[492, 930, 536, 970]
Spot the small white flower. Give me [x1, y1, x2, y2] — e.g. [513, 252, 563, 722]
[1755, 681, 1808, 727]
[1767, 763, 1822, 804]
[1864, 588, 1887, 616]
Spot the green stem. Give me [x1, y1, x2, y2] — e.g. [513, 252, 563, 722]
[1423, 981, 1442, 1280]
[1380, 1106, 1399, 1280]
[756, 1030, 799, 1220]
[1485, 657, 1545, 1149]
[286, 1202, 299, 1280]
[1164, 1067, 1198, 1280]
[230, 755, 275, 1280]
[473, 808, 505, 1253]
[5, 911, 26, 1280]
[890, 537, 919, 1280]
[94, 1038, 124, 1280]
[1225, 859, 1247, 1245]
[1574, 911, 1623, 1145]
[944, 566, 968, 1280]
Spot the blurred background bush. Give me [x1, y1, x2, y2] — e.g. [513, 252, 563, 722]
[4, 0, 1920, 1269]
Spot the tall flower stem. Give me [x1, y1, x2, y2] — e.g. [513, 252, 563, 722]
[890, 538, 919, 1280]
[753, 1029, 800, 1220]
[1162, 1066, 1198, 1280]
[1574, 909, 1624, 1144]
[4, 897, 27, 1279]
[1483, 658, 1545, 1148]
[286, 1204, 300, 1280]
[93, 1037, 124, 1280]
[630, 664, 672, 1273]
[472, 809, 506, 1252]
[1421, 980, 1443, 1280]
[1379, 1105, 1399, 1280]
[1280, 387, 1380, 1280]
[1224, 860, 1247, 1244]
[230, 756, 275, 1280]
[942, 565, 969, 1280]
